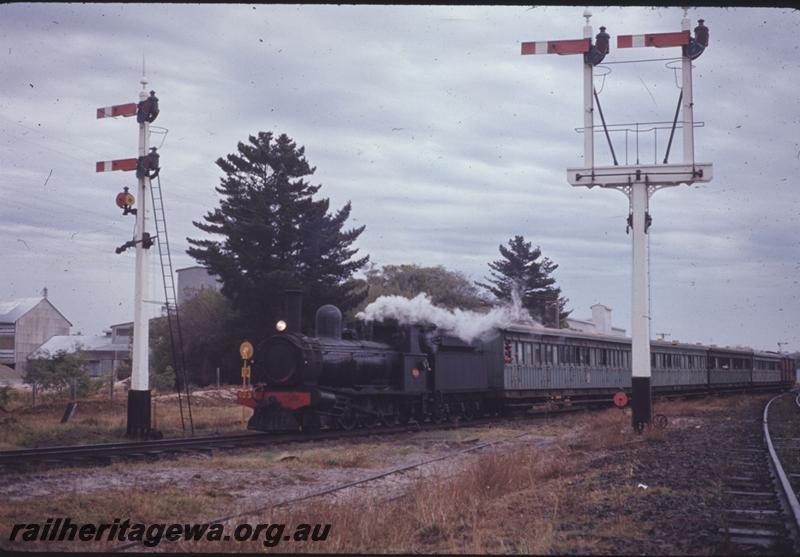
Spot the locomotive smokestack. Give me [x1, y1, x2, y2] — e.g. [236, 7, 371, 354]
[285, 289, 303, 333]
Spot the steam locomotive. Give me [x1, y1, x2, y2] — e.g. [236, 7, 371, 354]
[236, 291, 796, 432]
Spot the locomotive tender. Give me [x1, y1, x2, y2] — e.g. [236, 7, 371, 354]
[237, 292, 795, 432]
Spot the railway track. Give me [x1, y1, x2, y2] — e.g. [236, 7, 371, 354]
[718, 391, 800, 553]
[0, 412, 555, 472]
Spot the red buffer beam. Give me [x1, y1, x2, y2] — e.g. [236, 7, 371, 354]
[617, 31, 689, 49]
[96, 103, 137, 119]
[96, 158, 138, 172]
[521, 38, 590, 55]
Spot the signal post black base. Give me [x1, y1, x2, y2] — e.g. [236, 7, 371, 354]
[127, 389, 154, 439]
[631, 376, 652, 433]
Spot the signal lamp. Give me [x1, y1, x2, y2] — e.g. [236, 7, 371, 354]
[275, 320, 287, 332]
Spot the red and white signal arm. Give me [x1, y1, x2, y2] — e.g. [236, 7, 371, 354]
[617, 31, 689, 49]
[521, 38, 591, 56]
[96, 103, 137, 119]
[96, 158, 138, 173]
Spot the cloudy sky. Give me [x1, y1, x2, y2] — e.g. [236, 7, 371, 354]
[1, 4, 798, 352]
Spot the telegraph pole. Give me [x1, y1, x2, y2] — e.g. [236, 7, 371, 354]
[96, 71, 161, 438]
[522, 9, 712, 432]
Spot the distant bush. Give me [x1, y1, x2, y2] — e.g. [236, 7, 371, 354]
[25, 348, 92, 398]
[151, 365, 176, 393]
[0, 386, 10, 411]
[115, 361, 131, 380]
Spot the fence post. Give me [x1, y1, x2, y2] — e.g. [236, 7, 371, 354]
[32, 382, 37, 406]
[216, 367, 220, 388]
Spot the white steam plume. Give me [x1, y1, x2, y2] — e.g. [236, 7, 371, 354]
[356, 291, 541, 343]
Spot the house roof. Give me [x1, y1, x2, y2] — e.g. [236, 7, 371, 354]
[29, 335, 130, 359]
[0, 297, 73, 326]
[0, 297, 44, 323]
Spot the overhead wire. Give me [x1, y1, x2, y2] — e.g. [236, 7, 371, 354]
[602, 56, 682, 65]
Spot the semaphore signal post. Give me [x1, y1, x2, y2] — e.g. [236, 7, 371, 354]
[96, 72, 161, 438]
[522, 9, 713, 432]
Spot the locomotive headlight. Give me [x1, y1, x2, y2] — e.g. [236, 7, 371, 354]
[275, 320, 287, 332]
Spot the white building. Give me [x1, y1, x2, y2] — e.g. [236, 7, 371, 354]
[566, 304, 626, 337]
[0, 296, 72, 374]
[30, 330, 131, 378]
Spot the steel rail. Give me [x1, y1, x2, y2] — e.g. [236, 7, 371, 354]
[763, 392, 800, 540]
[0, 432, 270, 460]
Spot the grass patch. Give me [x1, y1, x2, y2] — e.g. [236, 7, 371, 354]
[0, 389, 250, 449]
[0, 485, 233, 552]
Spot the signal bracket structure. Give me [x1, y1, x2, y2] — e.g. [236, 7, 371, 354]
[522, 10, 712, 433]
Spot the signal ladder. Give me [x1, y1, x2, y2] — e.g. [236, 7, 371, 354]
[150, 175, 194, 434]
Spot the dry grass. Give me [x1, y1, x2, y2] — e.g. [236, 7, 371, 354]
[1, 485, 234, 552]
[226, 446, 576, 554]
[653, 393, 765, 417]
[0, 388, 250, 449]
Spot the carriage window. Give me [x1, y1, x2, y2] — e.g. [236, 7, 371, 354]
[523, 343, 532, 365]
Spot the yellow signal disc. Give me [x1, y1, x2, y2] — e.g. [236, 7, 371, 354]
[239, 340, 254, 360]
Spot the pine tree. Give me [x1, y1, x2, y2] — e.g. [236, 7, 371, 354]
[477, 235, 571, 327]
[186, 131, 369, 334]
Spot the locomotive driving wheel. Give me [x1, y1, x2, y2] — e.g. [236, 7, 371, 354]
[397, 404, 412, 425]
[362, 413, 378, 429]
[461, 401, 476, 421]
[337, 409, 357, 431]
